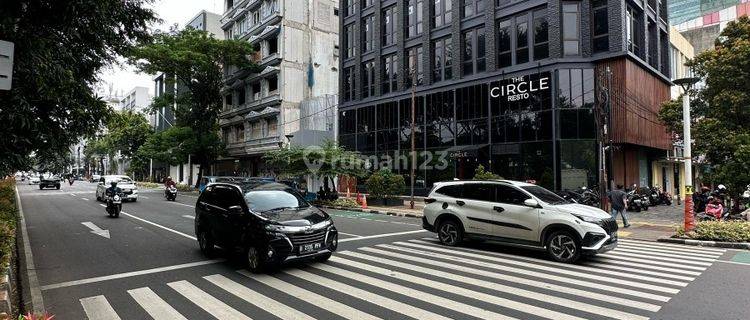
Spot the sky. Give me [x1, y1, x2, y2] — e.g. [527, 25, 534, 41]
[96, 0, 224, 98]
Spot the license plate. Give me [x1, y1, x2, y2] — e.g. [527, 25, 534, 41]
[299, 242, 322, 254]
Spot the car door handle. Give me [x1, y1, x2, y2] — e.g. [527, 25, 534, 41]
[493, 206, 505, 213]
[456, 200, 465, 206]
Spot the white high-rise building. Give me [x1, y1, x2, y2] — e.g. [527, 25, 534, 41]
[216, 0, 339, 177]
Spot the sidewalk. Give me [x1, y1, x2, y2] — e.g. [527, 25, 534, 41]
[335, 197, 685, 241]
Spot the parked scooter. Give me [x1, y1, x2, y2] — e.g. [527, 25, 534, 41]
[106, 193, 122, 218]
[165, 186, 177, 201]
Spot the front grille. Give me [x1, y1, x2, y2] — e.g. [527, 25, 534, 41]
[598, 218, 618, 235]
[288, 230, 326, 246]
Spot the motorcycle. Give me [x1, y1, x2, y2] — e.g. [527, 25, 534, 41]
[576, 186, 601, 208]
[106, 193, 122, 218]
[165, 186, 177, 201]
[626, 188, 650, 212]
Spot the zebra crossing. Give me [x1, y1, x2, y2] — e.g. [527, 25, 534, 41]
[77, 238, 726, 320]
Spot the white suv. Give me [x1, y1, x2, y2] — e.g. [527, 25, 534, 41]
[422, 180, 617, 263]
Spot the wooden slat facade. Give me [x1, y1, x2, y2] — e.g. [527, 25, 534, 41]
[596, 58, 672, 150]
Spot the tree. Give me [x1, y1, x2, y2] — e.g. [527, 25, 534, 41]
[128, 27, 255, 186]
[473, 164, 503, 180]
[673, 16, 750, 209]
[263, 140, 368, 190]
[0, 0, 156, 174]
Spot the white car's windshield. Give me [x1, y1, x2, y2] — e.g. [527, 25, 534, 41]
[521, 185, 568, 204]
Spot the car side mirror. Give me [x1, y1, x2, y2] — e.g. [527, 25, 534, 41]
[524, 199, 541, 208]
[228, 205, 244, 215]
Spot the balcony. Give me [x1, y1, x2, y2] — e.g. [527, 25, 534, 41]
[219, 93, 281, 119]
[244, 136, 281, 155]
[238, 10, 281, 41]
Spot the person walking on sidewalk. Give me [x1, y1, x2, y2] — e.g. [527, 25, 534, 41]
[608, 184, 630, 228]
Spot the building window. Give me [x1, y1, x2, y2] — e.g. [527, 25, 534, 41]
[626, 5, 641, 56]
[516, 19, 529, 64]
[362, 0, 373, 9]
[362, 15, 374, 53]
[382, 6, 396, 46]
[591, 0, 608, 53]
[562, 3, 580, 56]
[462, 0, 485, 18]
[433, 37, 453, 82]
[533, 10, 548, 60]
[406, 0, 424, 38]
[267, 75, 278, 93]
[343, 66, 355, 102]
[344, 24, 356, 59]
[343, 0, 355, 17]
[433, 0, 452, 28]
[237, 88, 246, 105]
[362, 61, 376, 98]
[647, 19, 657, 67]
[406, 46, 424, 87]
[496, 19, 511, 68]
[382, 54, 399, 94]
[462, 27, 485, 76]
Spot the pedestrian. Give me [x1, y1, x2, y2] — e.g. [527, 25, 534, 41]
[608, 184, 630, 228]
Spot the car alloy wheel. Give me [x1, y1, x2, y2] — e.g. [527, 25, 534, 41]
[438, 220, 462, 246]
[547, 231, 580, 263]
[246, 246, 263, 273]
[197, 229, 214, 257]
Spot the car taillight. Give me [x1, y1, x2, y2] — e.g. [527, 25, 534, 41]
[424, 198, 437, 204]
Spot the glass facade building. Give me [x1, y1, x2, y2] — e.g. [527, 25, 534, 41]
[339, 0, 673, 195]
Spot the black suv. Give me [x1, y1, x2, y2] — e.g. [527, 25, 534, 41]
[39, 176, 61, 190]
[195, 181, 338, 272]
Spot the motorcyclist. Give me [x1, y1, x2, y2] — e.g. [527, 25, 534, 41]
[164, 176, 177, 197]
[693, 186, 710, 213]
[705, 196, 724, 220]
[105, 181, 122, 205]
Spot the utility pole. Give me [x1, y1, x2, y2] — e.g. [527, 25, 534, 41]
[409, 70, 417, 209]
[674, 76, 699, 232]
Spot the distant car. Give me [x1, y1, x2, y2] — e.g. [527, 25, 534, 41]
[96, 175, 138, 202]
[195, 181, 337, 272]
[28, 176, 40, 185]
[90, 174, 101, 183]
[39, 176, 61, 190]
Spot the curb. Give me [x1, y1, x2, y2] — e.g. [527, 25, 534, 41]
[658, 237, 750, 249]
[15, 186, 45, 314]
[320, 205, 422, 219]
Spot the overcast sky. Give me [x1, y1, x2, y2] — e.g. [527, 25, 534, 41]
[96, 0, 223, 98]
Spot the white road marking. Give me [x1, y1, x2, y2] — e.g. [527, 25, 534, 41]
[614, 247, 718, 262]
[99, 204, 106, 207]
[80, 295, 121, 320]
[128, 287, 188, 320]
[141, 196, 149, 199]
[170, 202, 195, 208]
[284, 268, 452, 320]
[168, 280, 250, 320]
[410, 239, 691, 286]
[182, 215, 195, 220]
[81, 222, 110, 239]
[204, 274, 314, 320]
[396, 242, 680, 295]
[338, 229, 427, 243]
[15, 187, 45, 313]
[81, 197, 90, 201]
[238, 270, 381, 320]
[120, 211, 196, 240]
[619, 239, 726, 252]
[617, 242, 724, 257]
[41, 259, 223, 291]
[598, 253, 708, 270]
[337, 231, 362, 238]
[589, 256, 702, 276]
[70, 193, 77, 196]
[606, 250, 714, 266]
[311, 263, 518, 320]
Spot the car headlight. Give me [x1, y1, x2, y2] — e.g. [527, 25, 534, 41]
[571, 213, 602, 223]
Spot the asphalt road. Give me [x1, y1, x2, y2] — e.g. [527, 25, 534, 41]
[16, 181, 750, 320]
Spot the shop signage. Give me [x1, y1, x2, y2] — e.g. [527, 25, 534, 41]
[490, 74, 550, 102]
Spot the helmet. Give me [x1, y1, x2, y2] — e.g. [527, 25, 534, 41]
[110, 181, 117, 187]
[167, 176, 172, 180]
[718, 184, 726, 190]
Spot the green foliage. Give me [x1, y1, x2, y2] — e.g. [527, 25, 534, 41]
[105, 112, 153, 158]
[263, 140, 368, 179]
[128, 27, 255, 185]
[366, 169, 405, 199]
[0, 0, 156, 174]
[685, 16, 750, 198]
[0, 179, 18, 273]
[676, 221, 750, 242]
[313, 198, 359, 208]
[657, 97, 684, 134]
[473, 164, 503, 180]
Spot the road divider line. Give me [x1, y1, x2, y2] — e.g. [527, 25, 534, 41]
[338, 229, 427, 243]
[81, 197, 89, 201]
[128, 287, 188, 320]
[141, 196, 149, 199]
[337, 232, 362, 238]
[182, 215, 195, 220]
[205, 274, 315, 320]
[15, 186, 45, 314]
[80, 295, 121, 320]
[168, 280, 250, 320]
[170, 202, 195, 208]
[120, 211, 196, 240]
[40, 259, 223, 291]
[238, 270, 381, 320]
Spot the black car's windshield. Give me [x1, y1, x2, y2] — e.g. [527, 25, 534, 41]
[521, 185, 568, 204]
[244, 190, 310, 214]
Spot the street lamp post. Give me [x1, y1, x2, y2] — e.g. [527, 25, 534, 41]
[673, 76, 700, 232]
[409, 70, 417, 209]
